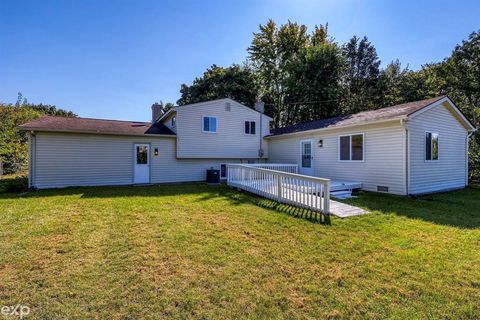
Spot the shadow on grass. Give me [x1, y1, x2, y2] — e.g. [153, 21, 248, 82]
[0, 183, 223, 200]
[0, 182, 261, 208]
[4, 181, 477, 228]
[0, 182, 331, 224]
[253, 198, 331, 225]
[340, 186, 480, 229]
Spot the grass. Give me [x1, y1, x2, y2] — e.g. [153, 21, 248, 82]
[0, 183, 479, 319]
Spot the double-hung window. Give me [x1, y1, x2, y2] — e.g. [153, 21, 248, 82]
[339, 134, 364, 161]
[244, 121, 256, 135]
[425, 132, 439, 161]
[203, 116, 217, 133]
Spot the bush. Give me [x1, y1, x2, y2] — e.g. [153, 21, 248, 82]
[0, 175, 28, 193]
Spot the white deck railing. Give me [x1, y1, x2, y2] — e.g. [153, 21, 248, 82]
[227, 164, 330, 214]
[244, 163, 298, 174]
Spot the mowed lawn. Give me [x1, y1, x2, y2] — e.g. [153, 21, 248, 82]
[0, 183, 479, 319]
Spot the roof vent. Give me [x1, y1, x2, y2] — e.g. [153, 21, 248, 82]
[225, 102, 231, 111]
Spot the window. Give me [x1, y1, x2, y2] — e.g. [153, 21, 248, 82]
[339, 134, 364, 161]
[425, 132, 439, 161]
[203, 116, 217, 133]
[171, 116, 176, 127]
[136, 145, 148, 164]
[244, 121, 256, 135]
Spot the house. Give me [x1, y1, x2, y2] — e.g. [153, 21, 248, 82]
[20, 98, 271, 189]
[20, 96, 475, 195]
[266, 96, 476, 195]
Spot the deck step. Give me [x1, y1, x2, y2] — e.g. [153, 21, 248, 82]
[330, 190, 353, 199]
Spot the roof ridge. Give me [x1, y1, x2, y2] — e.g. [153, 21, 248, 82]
[270, 96, 447, 136]
[275, 96, 446, 131]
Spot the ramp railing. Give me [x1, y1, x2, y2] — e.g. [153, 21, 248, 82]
[227, 164, 330, 214]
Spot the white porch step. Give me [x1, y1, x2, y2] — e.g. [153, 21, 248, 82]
[330, 180, 362, 192]
[330, 190, 353, 199]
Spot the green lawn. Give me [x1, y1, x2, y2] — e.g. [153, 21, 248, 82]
[0, 182, 479, 319]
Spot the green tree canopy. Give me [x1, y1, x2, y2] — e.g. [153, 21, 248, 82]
[0, 94, 76, 174]
[177, 64, 259, 107]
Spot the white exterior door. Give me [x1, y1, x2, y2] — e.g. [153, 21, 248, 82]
[134, 144, 150, 184]
[300, 140, 314, 176]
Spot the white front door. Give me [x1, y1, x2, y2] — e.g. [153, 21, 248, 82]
[134, 144, 150, 184]
[300, 140, 314, 176]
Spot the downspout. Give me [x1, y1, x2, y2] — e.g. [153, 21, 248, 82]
[465, 131, 474, 186]
[401, 119, 409, 196]
[29, 131, 36, 190]
[259, 112, 263, 162]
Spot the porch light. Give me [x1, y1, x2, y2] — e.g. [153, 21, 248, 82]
[318, 139, 323, 148]
[154, 148, 159, 156]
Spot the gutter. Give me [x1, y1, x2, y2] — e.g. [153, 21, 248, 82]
[18, 127, 177, 138]
[400, 119, 409, 195]
[259, 112, 263, 159]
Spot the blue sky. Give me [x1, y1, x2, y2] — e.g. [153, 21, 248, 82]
[1, 0, 478, 121]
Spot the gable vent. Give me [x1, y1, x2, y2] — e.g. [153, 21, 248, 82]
[225, 102, 231, 111]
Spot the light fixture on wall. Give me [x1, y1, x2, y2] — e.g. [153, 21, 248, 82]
[154, 148, 159, 156]
[318, 139, 323, 148]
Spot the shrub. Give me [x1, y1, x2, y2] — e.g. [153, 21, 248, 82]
[0, 175, 28, 193]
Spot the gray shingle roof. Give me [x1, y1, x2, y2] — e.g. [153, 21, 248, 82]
[270, 96, 446, 136]
[19, 115, 176, 136]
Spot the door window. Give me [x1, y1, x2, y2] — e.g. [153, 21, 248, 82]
[302, 142, 312, 168]
[136, 145, 149, 164]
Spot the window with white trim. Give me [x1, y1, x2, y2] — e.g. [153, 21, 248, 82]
[339, 134, 364, 161]
[244, 121, 256, 135]
[425, 132, 439, 161]
[202, 116, 217, 133]
[171, 116, 176, 127]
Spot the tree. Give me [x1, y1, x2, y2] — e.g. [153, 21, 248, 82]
[0, 94, 76, 174]
[284, 41, 343, 124]
[442, 30, 480, 126]
[439, 31, 480, 180]
[177, 64, 259, 107]
[0, 104, 41, 174]
[340, 36, 382, 114]
[248, 20, 309, 127]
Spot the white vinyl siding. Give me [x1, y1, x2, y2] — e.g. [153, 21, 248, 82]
[173, 99, 271, 159]
[409, 103, 468, 194]
[268, 122, 406, 195]
[31, 132, 261, 189]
